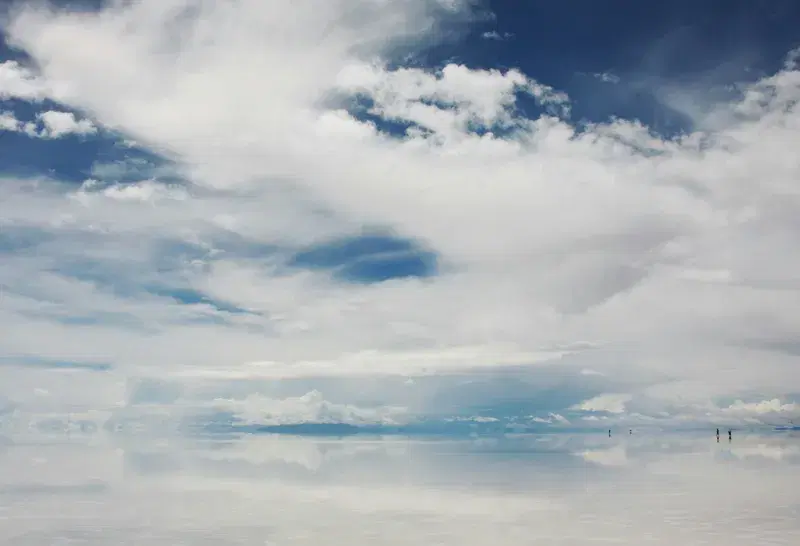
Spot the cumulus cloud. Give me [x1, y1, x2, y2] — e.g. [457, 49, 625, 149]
[0, 110, 22, 131]
[0, 109, 36, 135]
[0, 108, 96, 138]
[211, 390, 407, 426]
[572, 394, 632, 415]
[334, 60, 570, 137]
[36, 110, 96, 138]
[0, 1, 799, 427]
[0, 59, 48, 100]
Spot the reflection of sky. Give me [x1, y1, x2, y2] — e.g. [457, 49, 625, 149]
[1, 432, 799, 544]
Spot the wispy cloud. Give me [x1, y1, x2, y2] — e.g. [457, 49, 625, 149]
[481, 30, 513, 41]
[592, 72, 620, 84]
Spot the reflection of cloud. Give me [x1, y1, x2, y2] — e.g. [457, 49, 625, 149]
[199, 435, 390, 472]
[0, 432, 799, 544]
[730, 443, 800, 461]
[530, 413, 570, 425]
[577, 445, 629, 467]
[206, 435, 325, 470]
[0, 443, 123, 490]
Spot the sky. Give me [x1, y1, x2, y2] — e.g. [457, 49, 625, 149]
[1, 0, 800, 434]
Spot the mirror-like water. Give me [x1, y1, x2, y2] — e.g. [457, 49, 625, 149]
[1, 431, 798, 545]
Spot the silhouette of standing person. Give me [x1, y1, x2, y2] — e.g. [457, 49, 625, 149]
[608, 429, 611, 437]
[728, 429, 732, 442]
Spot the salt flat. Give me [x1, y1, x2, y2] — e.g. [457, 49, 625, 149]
[0, 431, 797, 545]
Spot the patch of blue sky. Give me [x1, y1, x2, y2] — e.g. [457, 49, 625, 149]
[8, 231, 265, 324]
[0, 75, 177, 189]
[0, 103, 179, 189]
[341, 88, 548, 141]
[24, 249, 253, 326]
[87, 141, 186, 186]
[54, 312, 150, 329]
[144, 286, 252, 316]
[288, 232, 438, 284]
[0, 225, 58, 254]
[126, 377, 185, 406]
[7, 289, 155, 330]
[415, 0, 800, 138]
[0, 356, 111, 372]
[432, 389, 596, 423]
[45, 254, 146, 297]
[45, 238, 193, 289]
[334, 94, 424, 139]
[159, 233, 279, 265]
[0, 112, 104, 183]
[146, 239, 218, 270]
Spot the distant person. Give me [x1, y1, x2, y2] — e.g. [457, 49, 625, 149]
[608, 429, 611, 437]
[716, 428, 719, 437]
[629, 429, 632, 435]
[728, 429, 732, 441]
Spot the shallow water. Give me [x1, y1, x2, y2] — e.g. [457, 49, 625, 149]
[1, 431, 798, 545]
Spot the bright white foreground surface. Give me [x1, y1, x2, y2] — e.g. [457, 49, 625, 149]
[0, 431, 798, 545]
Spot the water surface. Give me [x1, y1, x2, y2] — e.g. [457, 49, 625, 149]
[1, 431, 798, 545]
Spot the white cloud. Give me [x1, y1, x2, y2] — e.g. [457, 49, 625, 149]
[211, 390, 407, 426]
[592, 72, 620, 84]
[334, 61, 569, 139]
[577, 445, 628, 467]
[723, 398, 798, 416]
[572, 394, 632, 415]
[0, 108, 96, 138]
[36, 110, 97, 138]
[0, 109, 38, 136]
[531, 413, 570, 425]
[0, 1, 799, 426]
[0, 110, 20, 131]
[481, 31, 513, 41]
[0, 60, 48, 100]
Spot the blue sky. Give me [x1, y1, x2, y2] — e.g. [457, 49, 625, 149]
[1, 0, 800, 434]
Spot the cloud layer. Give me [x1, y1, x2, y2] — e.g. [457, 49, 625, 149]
[1, 0, 799, 429]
